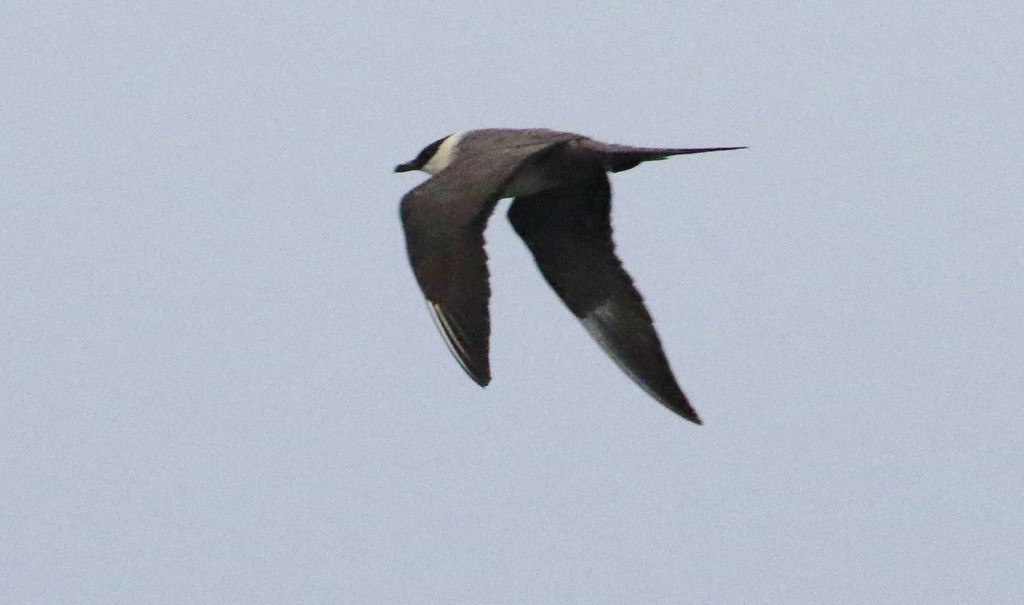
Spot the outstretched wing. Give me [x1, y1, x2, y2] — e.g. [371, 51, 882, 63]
[400, 173, 499, 386]
[399, 132, 578, 386]
[507, 167, 701, 423]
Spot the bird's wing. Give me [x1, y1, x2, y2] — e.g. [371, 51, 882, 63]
[400, 135, 575, 386]
[507, 166, 701, 423]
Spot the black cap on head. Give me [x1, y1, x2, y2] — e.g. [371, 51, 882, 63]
[394, 135, 449, 173]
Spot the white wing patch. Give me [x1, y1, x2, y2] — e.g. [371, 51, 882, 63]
[580, 299, 663, 404]
[426, 301, 473, 376]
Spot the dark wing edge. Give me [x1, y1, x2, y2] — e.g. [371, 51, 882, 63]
[400, 185, 494, 387]
[398, 132, 597, 389]
[425, 300, 489, 386]
[577, 297, 701, 424]
[507, 169, 702, 424]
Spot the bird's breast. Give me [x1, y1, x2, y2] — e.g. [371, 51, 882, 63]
[499, 163, 561, 199]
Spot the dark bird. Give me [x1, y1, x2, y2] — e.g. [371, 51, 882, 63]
[396, 128, 743, 423]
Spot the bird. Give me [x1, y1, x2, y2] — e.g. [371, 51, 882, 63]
[395, 128, 743, 423]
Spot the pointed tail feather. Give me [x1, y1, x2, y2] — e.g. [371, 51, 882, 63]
[605, 145, 746, 172]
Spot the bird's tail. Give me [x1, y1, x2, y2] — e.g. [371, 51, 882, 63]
[605, 145, 746, 172]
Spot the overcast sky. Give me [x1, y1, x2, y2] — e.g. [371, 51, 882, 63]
[3, 2, 1022, 603]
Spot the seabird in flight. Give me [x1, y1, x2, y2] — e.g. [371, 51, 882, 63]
[396, 128, 743, 423]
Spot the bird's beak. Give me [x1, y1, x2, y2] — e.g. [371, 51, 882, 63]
[394, 162, 416, 173]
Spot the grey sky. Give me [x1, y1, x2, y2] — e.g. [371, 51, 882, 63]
[3, 2, 1022, 603]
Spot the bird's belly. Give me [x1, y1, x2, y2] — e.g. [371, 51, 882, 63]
[499, 164, 560, 199]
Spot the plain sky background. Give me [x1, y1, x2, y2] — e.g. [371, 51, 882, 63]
[3, 2, 1022, 603]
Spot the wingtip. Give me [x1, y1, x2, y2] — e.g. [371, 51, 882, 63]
[667, 395, 703, 424]
[456, 359, 492, 389]
[652, 394, 703, 424]
[651, 396, 702, 424]
[672, 404, 703, 425]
